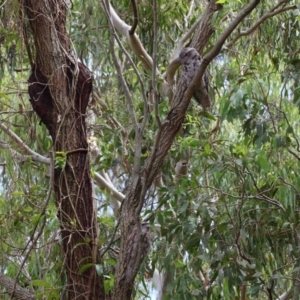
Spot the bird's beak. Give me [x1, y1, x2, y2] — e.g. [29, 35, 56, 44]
[166, 57, 182, 86]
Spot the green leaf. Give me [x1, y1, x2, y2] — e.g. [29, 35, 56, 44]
[29, 185, 41, 193]
[257, 155, 269, 172]
[79, 263, 93, 274]
[178, 201, 189, 214]
[249, 284, 261, 296]
[31, 279, 52, 288]
[12, 191, 24, 196]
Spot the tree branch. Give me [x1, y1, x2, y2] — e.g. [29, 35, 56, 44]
[173, 17, 201, 61]
[106, 2, 154, 71]
[0, 140, 50, 165]
[166, 0, 223, 91]
[12, 152, 54, 296]
[94, 171, 125, 202]
[190, 0, 223, 53]
[101, 1, 148, 105]
[102, 0, 143, 177]
[114, 0, 262, 298]
[184, 0, 195, 30]
[226, 1, 297, 48]
[151, 0, 161, 129]
[0, 123, 49, 164]
[0, 274, 35, 300]
[146, 0, 262, 188]
[202, 0, 260, 64]
[279, 289, 292, 300]
[129, 0, 138, 35]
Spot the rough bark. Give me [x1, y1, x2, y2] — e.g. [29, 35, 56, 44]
[190, 1, 223, 54]
[113, 0, 261, 299]
[0, 274, 35, 300]
[23, 1, 104, 299]
[113, 4, 217, 299]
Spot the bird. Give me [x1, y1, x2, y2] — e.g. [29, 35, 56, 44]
[123, 221, 152, 283]
[172, 47, 211, 110]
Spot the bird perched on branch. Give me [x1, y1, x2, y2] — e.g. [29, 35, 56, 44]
[171, 47, 211, 110]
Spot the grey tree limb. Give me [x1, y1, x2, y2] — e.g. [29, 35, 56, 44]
[0, 274, 35, 300]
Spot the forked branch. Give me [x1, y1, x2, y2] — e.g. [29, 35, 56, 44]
[113, 2, 262, 299]
[106, 2, 154, 71]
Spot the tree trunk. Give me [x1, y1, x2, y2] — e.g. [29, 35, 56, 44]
[112, 0, 261, 298]
[24, 1, 104, 299]
[112, 68, 198, 300]
[112, 1, 223, 298]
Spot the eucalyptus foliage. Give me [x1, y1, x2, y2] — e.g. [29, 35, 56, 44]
[0, 0, 300, 299]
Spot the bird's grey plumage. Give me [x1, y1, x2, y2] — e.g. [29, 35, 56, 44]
[178, 47, 211, 110]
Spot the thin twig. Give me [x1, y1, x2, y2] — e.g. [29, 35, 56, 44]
[102, 0, 142, 176]
[226, 1, 296, 48]
[152, 0, 161, 129]
[0, 123, 49, 164]
[287, 148, 300, 161]
[276, 106, 300, 152]
[169, 17, 202, 69]
[99, 218, 121, 258]
[184, 0, 195, 30]
[278, 176, 300, 196]
[101, 2, 148, 106]
[12, 151, 54, 297]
